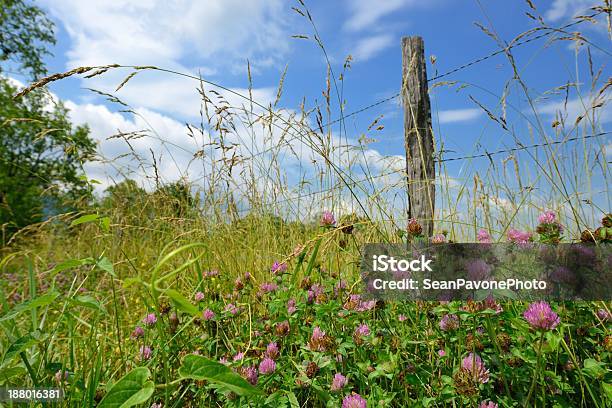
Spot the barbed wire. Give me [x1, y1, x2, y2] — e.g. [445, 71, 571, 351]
[235, 10, 603, 162]
[234, 131, 610, 214]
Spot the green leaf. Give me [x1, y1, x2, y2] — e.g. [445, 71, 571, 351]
[50, 258, 95, 274]
[286, 391, 299, 408]
[96, 257, 116, 277]
[583, 358, 606, 379]
[70, 214, 100, 227]
[0, 290, 60, 322]
[1, 334, 38, 367]
[178, 354, 262, 396]
[165, 289, 198, 316]
[97, 367, 154, 408]
[69, 295, 107, 314]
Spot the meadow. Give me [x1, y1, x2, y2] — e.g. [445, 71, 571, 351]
[1, 1, 611, 407]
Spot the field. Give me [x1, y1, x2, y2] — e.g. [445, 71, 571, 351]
[1, 1, 611, 407]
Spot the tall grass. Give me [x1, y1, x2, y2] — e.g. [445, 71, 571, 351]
[1, 1, 610, 406]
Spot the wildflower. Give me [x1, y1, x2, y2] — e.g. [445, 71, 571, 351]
[219, 357, 229, 364]
[334, 280, 347, 297]
[439, 314, 460, 331]
[309, 326, 329, 351]
[465, 259, 492, 281]
[407, 218, 423, 236]
[234, 278, 244, 291]
[140, 346, 152, 361]
[507, 228, 532, 244]
[438, 349, 446, 357]
[205, 270, 219, 278]
[478, 401, 498, 408]
[259, 282, 278, 294]
[258, 358, 276, 375]
[224, 303, 239, 315]
[194, 292, 205, 302]
[356, 299, 377, 312]
[271, 261, 287, 275]
[275, 320, 290, 336]
[461, 353, 490, 384]
[523, 301, 560, 331]
[265, 342, 279, 360]
[354, 323, 370, 337]
[321, 210, 336, 226]
[150, 403, 163, 408]
[342, 393, 367, 408]
[307, 283, 325, 304]
[142, 313, 157, 326]
[331, 373, 347, 391]
[312, 326, 326, 342]
[477, 229, 492, 243]
[482, 294, 503, 314]
[398, 314, 407, 322]
[431, 234, 446, 244]
[287, 299, 297, 315]
[538, 210, 557, 225]
[202, 309, 215, 321]
[244, 272, 251, 280]
[130, 326, 144, 339]
[54, 370, 69, 383]
[158, 300, 171, 315]
[241, 366, 258, 385]
[233, 352, 245, 361]
[306, 361, 319, 378]
[596, 309, 611, 321]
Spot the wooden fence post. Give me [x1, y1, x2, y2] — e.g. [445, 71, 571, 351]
[402, 36, 435, 238]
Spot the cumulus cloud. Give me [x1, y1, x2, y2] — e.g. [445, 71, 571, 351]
[535, 96, 611, 124]
[352, 34, 395, 61]
[344, 0, 416, 32]
[545, 0, 599, 22]
[437, 108, 482, 124]
[39, 0, 290, 71]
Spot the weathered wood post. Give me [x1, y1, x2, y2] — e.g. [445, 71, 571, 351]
[402, 36, 435, 238]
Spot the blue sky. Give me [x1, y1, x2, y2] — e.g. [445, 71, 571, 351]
[13, 0, 610, 223]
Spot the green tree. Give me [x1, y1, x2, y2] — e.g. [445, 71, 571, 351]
[0, 79, 95, 232]
[0, 0, 55, 78]
[0, 1, 96, 236]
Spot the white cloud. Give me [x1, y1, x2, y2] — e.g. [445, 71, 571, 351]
[545, 0, 598, 21]
[535, 96, 611, 124]
[37, 0, 291, 118]
[344, 0, 416, 32]
[352, 34, 395, 61]
[438, 108, 482, 124]
[40, 0, 289, 71]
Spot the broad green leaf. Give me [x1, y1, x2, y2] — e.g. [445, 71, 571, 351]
[97, 367, 154, 408]
[70, 214, 100, 227]
[1, 334, 37, 367]
[0, 290, 60, 322]
[583, 358, 606, 379]
[96, 257, 116, 276]
[287, 391, 299, 408]
[164, 289, 198, 316]
[70, 295, 107, 314]
[50, 258, 95, 274]
[179, 354, 262, 396]
[99, 216, 111, 233]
